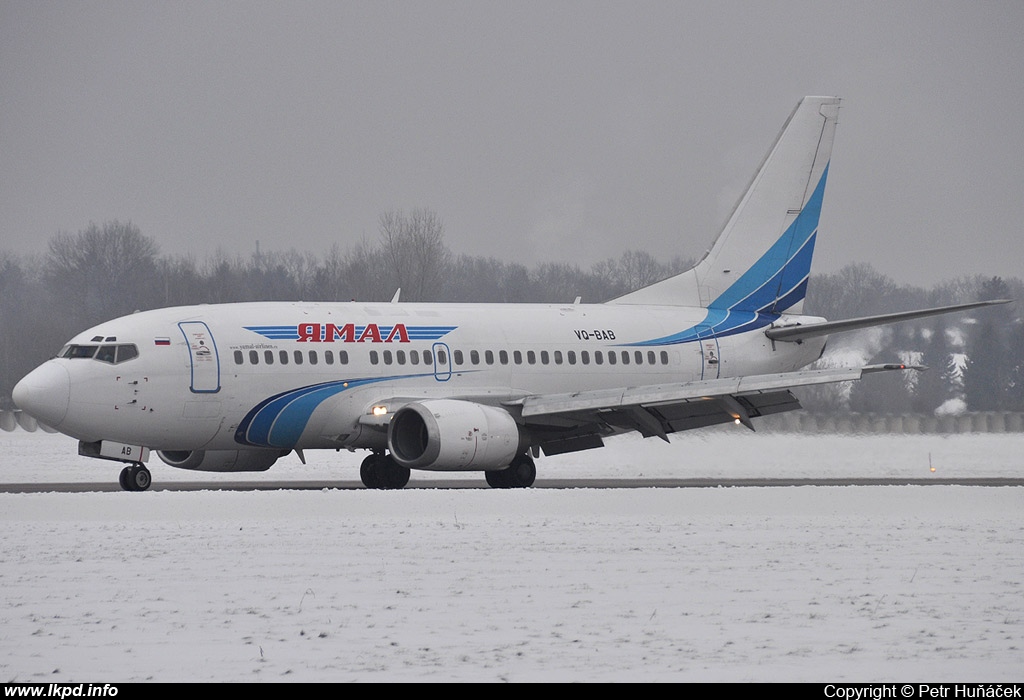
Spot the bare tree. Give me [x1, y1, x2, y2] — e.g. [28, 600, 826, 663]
[45, 220, 160, 324]
[378, 208, 451, 301]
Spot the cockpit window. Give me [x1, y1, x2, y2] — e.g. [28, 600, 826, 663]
[60, 343, 139, 364]
[116, 344, 139, 363]
[95, 345, 117, 364]
[62, 345, 98, 359]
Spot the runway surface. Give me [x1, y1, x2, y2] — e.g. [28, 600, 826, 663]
[4, 476, 1024, 493]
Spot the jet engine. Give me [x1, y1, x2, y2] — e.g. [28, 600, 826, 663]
[388, 399, 521, 470]
[157, 449, 282, 472]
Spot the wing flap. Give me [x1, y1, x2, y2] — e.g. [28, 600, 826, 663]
[515, 366, 867, 418]
[510, 365, 916, 454]
[651, 390, 802, 432]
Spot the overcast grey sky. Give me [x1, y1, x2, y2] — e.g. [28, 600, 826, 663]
[2, 1, 1022, 286]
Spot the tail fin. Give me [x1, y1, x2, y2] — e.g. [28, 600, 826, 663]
[609, 96, 839, 314]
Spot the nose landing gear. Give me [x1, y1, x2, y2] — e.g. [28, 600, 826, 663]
[119, 463, 152, 492]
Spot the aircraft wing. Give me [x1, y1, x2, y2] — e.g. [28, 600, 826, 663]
[503, 363, 917, 455]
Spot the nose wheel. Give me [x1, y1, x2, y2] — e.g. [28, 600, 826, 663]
[119, 463, 152, 492]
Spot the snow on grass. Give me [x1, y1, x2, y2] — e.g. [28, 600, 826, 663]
[1, 431, 1022, 681]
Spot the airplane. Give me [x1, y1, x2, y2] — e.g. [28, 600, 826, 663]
[12, 96, 1009, 491]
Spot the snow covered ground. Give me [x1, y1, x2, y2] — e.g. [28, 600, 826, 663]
[2, 429, 1022, 682]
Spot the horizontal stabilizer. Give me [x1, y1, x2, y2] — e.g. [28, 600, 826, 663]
[862, 362, 926, 373]
[765, 299, 1012, 342]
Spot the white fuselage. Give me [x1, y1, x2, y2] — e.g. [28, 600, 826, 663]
[22, 301, 826, 453]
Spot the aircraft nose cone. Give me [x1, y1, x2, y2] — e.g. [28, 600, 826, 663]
[12, 362, 70, 428]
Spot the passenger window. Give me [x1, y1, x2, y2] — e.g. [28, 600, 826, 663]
[660, 351, 669, 365]
[485, 350, 494, 365]
[410, 350, 419, 365]
[422, 350, 432, 365]
[635, 351, 644, 365]
[265, 350, 274, 365]
[95, 345, 116, 364]
[581, 350, 590, 365]
[621, 351, 629, 365]
[234, 350, 244, 365]
[383, 350, 393, 365]
[514, 350, 523, 364]
[499, 350, 509, 365]
[454, 350, 464, 365]
[470, 350, 480, 365]
[436, 349, 446, 364]
[527, 350, 536, 365]
[553, 351, 562, 365]
[293, 350, 303, 365]
[397, 350, 406, 365]
[369, 351, 379, 365]
[325, 350, 334, 365]
[340, 350, 349, 364]
[608, 351, 617, 365]
[540, 351, 549, 365]
[594, 352, 603, 365]
[279, 350, 289, 365]
[249, 350, 259, 365]
[647, 351, 656, 365]
[309, 351, 318, 365]
[567, 350, 576, 365]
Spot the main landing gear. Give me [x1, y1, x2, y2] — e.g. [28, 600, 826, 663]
[485, 453, 536, 489]
[360, 452, 411, 490]
[358, 451, 537, 489]
[119, 463, 152, 492]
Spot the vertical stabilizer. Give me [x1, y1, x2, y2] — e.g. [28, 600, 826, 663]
[610, 96, 839, 314]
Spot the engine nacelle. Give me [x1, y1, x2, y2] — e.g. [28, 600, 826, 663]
[388, 399, 521, 471]
[157, 449, 281, 472]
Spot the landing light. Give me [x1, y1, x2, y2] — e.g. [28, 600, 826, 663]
[734, 418, 741, 426]
[372, 405, 388, 417]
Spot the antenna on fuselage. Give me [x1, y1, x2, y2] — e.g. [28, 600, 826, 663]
[391, 288, 401, 303]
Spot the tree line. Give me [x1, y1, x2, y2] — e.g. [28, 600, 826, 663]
[1, 216, 1020, 414]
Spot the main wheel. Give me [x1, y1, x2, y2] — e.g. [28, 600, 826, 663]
[360, 453, 383, 489]
[485, 469, 508, 488]
[507, 454, 536, 488]
[382, 455, 410, 489]
[485, 454, 536, 489]
[360, 453, 410, 489]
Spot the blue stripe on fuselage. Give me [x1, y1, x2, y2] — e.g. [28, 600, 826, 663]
[236, 374, 430, 449]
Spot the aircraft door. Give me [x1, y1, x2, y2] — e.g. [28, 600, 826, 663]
[696, 325, 721, 380]
[432, 342, 452, 382]
[178, 321, 221, 393]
